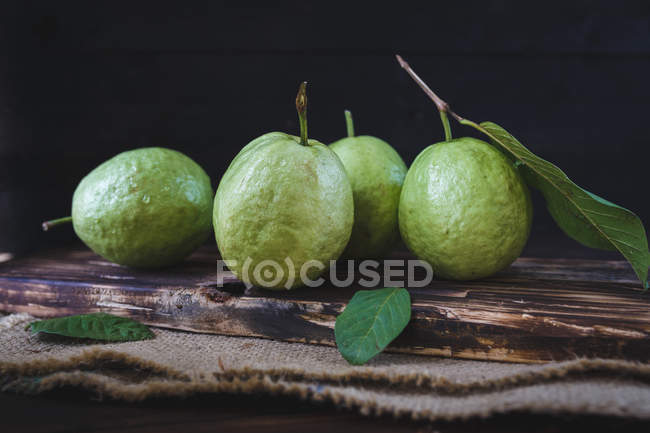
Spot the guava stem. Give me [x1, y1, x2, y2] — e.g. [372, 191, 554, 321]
[295, 81, 309, 146]
[344, 110, 355, 137]
[395, 54, 465, 138]
[42, 216, 72, 231]
[439, 111, 452, 141]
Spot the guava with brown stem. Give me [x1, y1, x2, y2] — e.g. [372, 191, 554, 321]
[213, 83, 354, 289]
[396, 56, 533, 280]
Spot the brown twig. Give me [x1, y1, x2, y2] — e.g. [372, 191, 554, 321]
[395, 55, 464, 123]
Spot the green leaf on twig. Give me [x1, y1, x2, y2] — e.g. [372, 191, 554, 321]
[465, 120, 649, 290]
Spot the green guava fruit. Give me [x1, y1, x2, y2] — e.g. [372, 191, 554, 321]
[330, 110, 407, 259]
[45, 147, 214, 268]
[399, 137, 532, 280]
[213, 83, 353, 290]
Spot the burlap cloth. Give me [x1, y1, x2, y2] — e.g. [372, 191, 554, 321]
[1, 313, 650, 421]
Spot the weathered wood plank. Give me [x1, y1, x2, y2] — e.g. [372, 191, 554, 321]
[1, 246, 649, 363]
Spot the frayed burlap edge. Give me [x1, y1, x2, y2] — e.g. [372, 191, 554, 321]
[2, 367, 649, 422]
[2, 347, 650, 395]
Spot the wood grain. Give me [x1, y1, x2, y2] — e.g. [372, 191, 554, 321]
[1, 246, 649, 363]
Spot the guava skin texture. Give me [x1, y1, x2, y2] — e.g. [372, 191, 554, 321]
[330, 135, 407, 259]
[214, 132, 354, 290]
[72, 147, 214, 268]
[399, 137, 533, 280]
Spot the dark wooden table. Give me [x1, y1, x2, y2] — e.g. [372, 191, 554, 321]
[2, 234, 650, 432]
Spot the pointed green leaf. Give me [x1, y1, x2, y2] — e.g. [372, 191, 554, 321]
[463, 120, 649, 289]
[335, 287, 411, 365]
[30, 313, 155, 342]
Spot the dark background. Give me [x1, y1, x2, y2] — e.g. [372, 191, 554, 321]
[1, 1, 648, 258]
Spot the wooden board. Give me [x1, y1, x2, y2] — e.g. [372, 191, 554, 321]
[1, 246, 649, 363]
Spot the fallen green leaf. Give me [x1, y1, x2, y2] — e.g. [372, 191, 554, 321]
[29, 313, 155, 342]
[335, 287, 411, 365]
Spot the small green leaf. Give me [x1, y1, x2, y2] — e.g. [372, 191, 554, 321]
[464, 120, 649, 288]
[29, 313, 155, 342]
[335, 287, 411, 365]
